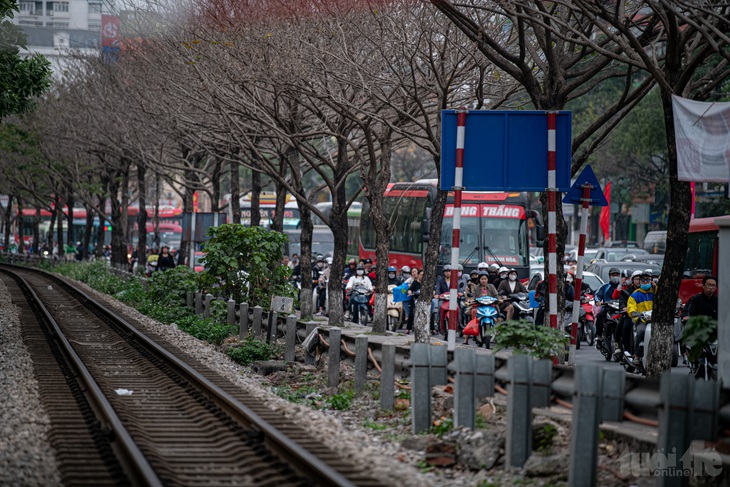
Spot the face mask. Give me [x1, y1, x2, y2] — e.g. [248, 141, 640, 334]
[357, 270, 364, 276]
[388, 273, 396, 279]
[566, 277, 573, 283]
[500, 273, 508, 279]
[458, 271, 463, 278]
[509, 274, 517, 281]
[317, 263, 324, 268]
[610, 276, 620, 285]
[293, 259, 299, 264]
[640, 283, 652, 291]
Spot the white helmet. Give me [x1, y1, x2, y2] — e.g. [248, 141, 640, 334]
[631, 270, 642, 279]
[401, 265, 411, 273]
[489, 263, 500, 271]
[498, 266, 509, 274]
[477, 261, 489, 270]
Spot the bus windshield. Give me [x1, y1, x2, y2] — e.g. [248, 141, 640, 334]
[439, 215, 527, 267]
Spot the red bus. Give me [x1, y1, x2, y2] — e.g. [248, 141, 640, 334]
[15, 208, 105, 247]
[680, 215, 727, 302]
[358, 179, 542, 279]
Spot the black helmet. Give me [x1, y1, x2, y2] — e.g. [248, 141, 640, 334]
[608, 267, 621, 276]
[478, 271, 489, 277]
[356, 264, 364, 270]
[316, 255, 324, 262]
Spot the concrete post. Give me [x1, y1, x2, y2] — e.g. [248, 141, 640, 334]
[568, 365, 601, 487]
[601, 368, 625, 423]
[475, 353, 495, 401]
[716, 217, 730, 388]
[252, 306, 263, 339]
[531, 359, 552, 409]
[284, 315, 297, 362]
[227, 299, 236, 326]
[411, 343, 431, 434]
[204, 293, 213, 318]
[380, 344, 396, 411]
[453, 348, 476, 429]
[238, 302, 249, 340]
[506, 354, 532, 469]
[430, 345, 448, 386]
[328, 327, 341, 389]
[354, 335, 368, 394]
[195, 292, 203, 315]
[266, 311, 278, 344]
[656, 371, 691, 487]
[186, 291, 193, 309]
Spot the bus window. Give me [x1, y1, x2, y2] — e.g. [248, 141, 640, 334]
[439, 215, 481, 266]
[482, 218, 527, 266]
[684, 231, 715, 277]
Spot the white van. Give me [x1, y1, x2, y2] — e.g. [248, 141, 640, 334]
[643, 231, 666, 254]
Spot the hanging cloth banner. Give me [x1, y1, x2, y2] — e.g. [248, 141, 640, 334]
[672, 95, 730, 182]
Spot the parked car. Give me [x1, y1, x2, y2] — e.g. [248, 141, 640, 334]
[566, 248, 599, 267]
[592, 247, 649, 262]
[606, 240, 642, 248]
[632, 254, 665, 267]
[528, 270, 604, 294]
[585, 261, 661, 283]
[643, 231, 667, 254]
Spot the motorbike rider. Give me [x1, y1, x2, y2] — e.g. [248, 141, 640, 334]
[612, 270, 641, 355]
[498, 268, 527, 296]
[595, 267, 622, 344]
[313, 255, 328, 315]
[626, 269, 655, 364]
[464, 271, 500, 345]
[684, 275, 718, 321]
[363, 258, 376, 285]
[345, 265, 373, 323]
[493, 266, 510, 289]
[397, 265, 411, 284]
[387, 266, 400, 285]
[433, 265, 453, 333]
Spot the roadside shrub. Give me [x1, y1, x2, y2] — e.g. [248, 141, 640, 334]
[175, 314, 235, 345]
[147, 265, 199, 306]
[198, 224, 294, 308]
[227, 336, 280, 365]
[491, 320, 568, 360]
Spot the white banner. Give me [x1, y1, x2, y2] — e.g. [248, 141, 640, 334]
[673, 95, 730, 182]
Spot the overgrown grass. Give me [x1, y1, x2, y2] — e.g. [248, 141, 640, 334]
[227, 336, 281, 365]
[53, 262, 236, 345]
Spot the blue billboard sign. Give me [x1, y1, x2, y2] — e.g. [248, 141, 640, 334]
[440, 110, 572, 191]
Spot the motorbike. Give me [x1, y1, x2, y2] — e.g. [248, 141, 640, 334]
[580, 293, 596, 347]
[312, 276, 329, 314]
[688, 341, 718, 381]
[507, 293, 534, 322]
[387, 284, 403, 331]
[563, 301, 586, 349]
[596, 300, 621, 361]
[473, 295, 500, 349]
[348, 288, 371, 326]
[620, 310, 652, 375]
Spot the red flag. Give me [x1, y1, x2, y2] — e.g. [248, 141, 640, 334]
[599, 182, 611, 241]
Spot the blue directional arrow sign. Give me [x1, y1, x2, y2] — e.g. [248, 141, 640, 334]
[562, 165, 608, 206]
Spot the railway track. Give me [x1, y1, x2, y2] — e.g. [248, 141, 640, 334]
[0, 264, 382, 487]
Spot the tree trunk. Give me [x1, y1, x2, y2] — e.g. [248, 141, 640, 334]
[251, 169, 262, 227]
[120, 165, 130, 257]
[179, 170, 195, 266]
[364, 135, 393, 333]
[33, 208, 40, 255]
[3, 194, 13, 251]
[56, 197, 64, 257]
[271, 178, 286, 233]
[645, 91, 692, 378]
[16, 198, 25, 254]
[154, 174, 161, 248]
[326, 140, 351, 327]
[137, 163, 148, 269]
[299, 204, 314, 319]
[211, 157, 222, 213]
[95, 196, 106, 258]
[46, 200, 54, 255]
[230, 161, 241, 224]
[414, 189, 448, 343]
[83, 205, 93, 260]
[66, 192, 74, 247]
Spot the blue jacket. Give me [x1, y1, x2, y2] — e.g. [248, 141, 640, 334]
[596, 282, 619, 303]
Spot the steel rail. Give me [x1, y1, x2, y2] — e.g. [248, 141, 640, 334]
[1, 266, 163, 487]
[8, 264, 356, 487]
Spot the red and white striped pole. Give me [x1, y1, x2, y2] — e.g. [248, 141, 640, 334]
[569, 184, 591, 365]
[448, 109, 466, 351]
[547, 112, 559, 332]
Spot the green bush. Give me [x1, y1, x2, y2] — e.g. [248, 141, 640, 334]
[491, 320, 569, 360]
[227, 336, 281, 365]
[325, 390, 354, 410]
[198, 224, 295, 308]
[175, 314, 236, 345]
[683, 315, 717, 363]
[147, 265, 199, 306]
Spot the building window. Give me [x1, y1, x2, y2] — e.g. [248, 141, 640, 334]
[88, 22, 101, 32]
[19, 2, 34, 12]
[48, 21, 69, 28]
[54, 1, 69, 12]
[88, 2, 102, 14]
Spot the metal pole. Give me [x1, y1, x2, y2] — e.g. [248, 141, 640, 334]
[189, 212, 196, 269]
[569, 184, 591, 364]
[448, 109, 467, 352]
[547, 112, 559, 331]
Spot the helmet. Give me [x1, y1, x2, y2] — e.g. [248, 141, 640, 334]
[508, 268, 516, 274]
[76, 241, 81, 246]
[326, 257, 332, 265]
[401, 265, 411, 273]
[489, 263, 500, 271]
[498, 266, 509, 274]
[388, 266, 396, 272]
[631, 270, 642, 279]
[316, 255, 324, 262]
[478, 271, 489, 277]
[642, 269, 653, 277]
[608, 267, 621, 276]
[457, 264, 464, 271]
[470, 269, 479, 276]
[356, 264, 364, 270]
[622, 269, 631, 278]
[477, 262, 489, 269]
[443, 264, 452, 272]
